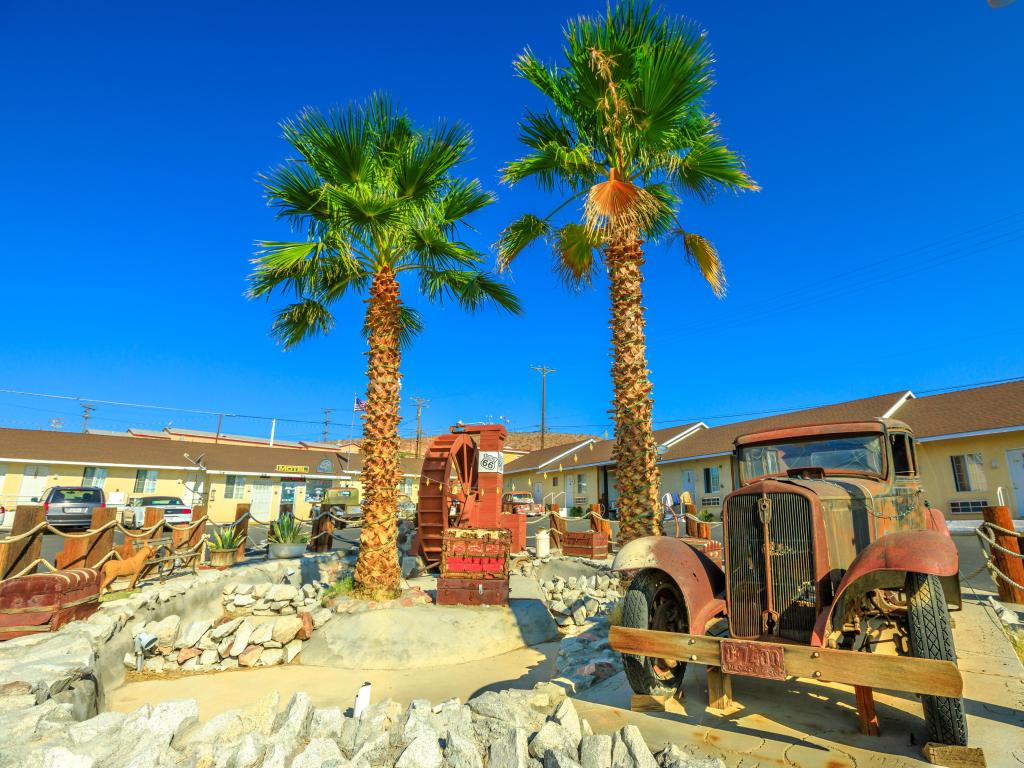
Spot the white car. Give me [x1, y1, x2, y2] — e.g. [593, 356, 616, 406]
[123, 495, 193, 528]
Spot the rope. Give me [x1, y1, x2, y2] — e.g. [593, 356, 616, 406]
[973, 522, 1024, 592]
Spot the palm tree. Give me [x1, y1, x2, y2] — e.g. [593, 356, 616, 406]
[249, 95, 520, 599]
[498, 2, 757, 543]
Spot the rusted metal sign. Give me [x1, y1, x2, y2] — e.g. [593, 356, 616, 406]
[720, 638, 786, 680]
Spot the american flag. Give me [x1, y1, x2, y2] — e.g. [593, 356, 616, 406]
[353, 397, 367, 413]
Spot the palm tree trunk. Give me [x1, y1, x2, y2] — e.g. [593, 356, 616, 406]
[354, 266, 403, 599]
[606, 237, 662, 544]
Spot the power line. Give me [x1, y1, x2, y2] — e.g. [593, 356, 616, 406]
[530, 365, 556, 449]
[408, 397, 429, 458]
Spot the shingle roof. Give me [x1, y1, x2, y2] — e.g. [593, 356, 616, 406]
[895, 380, 1024, 438]
[0, 428, 422, 476]
[503, 438, 598, 473]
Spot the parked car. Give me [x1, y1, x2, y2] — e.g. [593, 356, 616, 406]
[123, 495, 192, 528]
[502, 492, 544, 516]
[320, 487, 362, 523]
[397, 494, 416, 520]
[40, 486, 106, 529]
[613, 418, 968, 746]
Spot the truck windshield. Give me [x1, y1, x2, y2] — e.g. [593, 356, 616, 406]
[738, 434, 884, 482]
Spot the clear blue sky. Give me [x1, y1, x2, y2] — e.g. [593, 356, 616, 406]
[1, 1, 1021, 443]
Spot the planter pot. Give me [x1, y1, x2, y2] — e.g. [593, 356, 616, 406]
[268, 542, 308, 559]
[208, 548, 238, 570]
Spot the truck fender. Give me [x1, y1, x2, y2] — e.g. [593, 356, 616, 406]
[612, 536, 726, 634]
[812, 529, 960, 646]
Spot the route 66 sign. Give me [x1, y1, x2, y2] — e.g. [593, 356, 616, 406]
[478, 451, 504, 474]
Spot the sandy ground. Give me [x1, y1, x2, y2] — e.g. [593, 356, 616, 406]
[106, 641, 560, 718]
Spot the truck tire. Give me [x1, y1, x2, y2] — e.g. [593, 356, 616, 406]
[906, 572, 968, 746]
[621, 569, 688, 696]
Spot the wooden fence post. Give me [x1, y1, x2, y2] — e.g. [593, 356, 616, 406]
[234, 503, 250, 560]
[309, 510, 334, 553]
[55, 508, 116, 570]
[684, 503, 698, 538]
[982, 505, 1024, 603]
[0, 505, 46, 579]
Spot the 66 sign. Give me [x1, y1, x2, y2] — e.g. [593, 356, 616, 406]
[478, 451, 504, 474]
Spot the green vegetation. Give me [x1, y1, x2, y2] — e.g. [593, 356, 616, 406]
[209, 526, 244, 551]
[269, 514, 309, 545]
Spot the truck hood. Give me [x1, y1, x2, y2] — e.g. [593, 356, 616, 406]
[737, 476, 888, 505]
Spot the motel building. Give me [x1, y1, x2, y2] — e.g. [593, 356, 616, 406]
[503, 380, 1024, 524]
[0, 428, 421, 526]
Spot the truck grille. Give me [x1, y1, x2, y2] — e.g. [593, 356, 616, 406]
[726, 492, 817, 642]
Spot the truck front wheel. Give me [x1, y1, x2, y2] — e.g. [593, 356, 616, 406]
[621, 569, 688, 696]
[906, 572, 968, 746]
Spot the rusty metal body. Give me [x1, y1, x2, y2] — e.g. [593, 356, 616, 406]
[415, 424, 525, 563]
[613, 419, 960, 646]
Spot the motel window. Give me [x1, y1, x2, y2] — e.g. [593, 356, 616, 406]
[398, 477, 414, 496]
[305, 479, 330, 503]
[701, 496, 722, 508]
[949, 500, 989, 515]
[576, 474, 587, 493]
[133, 469, 158, 494]
[703, 467, 721, 494]
[950, 454, 986, 492]
[224, 475, 246, 500]
[552, 476, 559, 488]
[82, 467, 108, 488]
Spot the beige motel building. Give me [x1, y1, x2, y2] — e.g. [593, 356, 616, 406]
[0, 428, 422, 525]
[503, 380, 1024, 524]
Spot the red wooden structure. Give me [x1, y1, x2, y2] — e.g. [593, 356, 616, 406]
[414, 424, 525, 564]
[436, 528, 510, 606]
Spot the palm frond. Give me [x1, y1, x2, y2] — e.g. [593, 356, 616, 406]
[671, 229, 726, 297]
[495, 214, 552, 270]
[270, 299, 335, 349]
[361, 304, 424, 350]
[419, 269, 522, 315]
[552, 223, 600, 291]
[502, 143, 601, 192]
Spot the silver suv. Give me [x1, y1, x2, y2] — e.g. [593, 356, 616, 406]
[41, 486, 106, 529]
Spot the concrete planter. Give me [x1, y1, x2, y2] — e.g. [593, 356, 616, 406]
[268, 542, 307, 559]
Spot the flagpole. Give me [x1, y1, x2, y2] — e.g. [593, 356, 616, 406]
[348, 391, 356, 458]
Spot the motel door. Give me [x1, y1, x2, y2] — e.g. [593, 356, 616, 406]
[532, 482, 542, 504]
[280, 480, 303, 515]
[1008, 449, 1024, 517]
[250, 478, 277, 523]
[19, 464, 50, 503]
[681, 470, 697, 505]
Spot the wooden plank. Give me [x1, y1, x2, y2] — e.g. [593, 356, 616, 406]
[88, 508, 115, 567]
[922, 743, 986, 768]
[855, 685, 880, 736]
[609, 626, 963, 698]
[707, 666, 739, 713]
[630, 693, 686, 715]
[1, 506, 46, 579]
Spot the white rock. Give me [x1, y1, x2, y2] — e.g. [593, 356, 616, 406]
[396, 732, 443, 768]
[271, 616, 302, 645]
[229, 620, 255, 657]
[42, 747, 93, 768]
[145, 615, 181, 647]
[174, 620, 212, 650]
[283, 639, 302, 663]
[210, 618, 242, 640]
[249, 621, 274, 646]
[259, 648, 284, 666]
[233, 594, 256, 608]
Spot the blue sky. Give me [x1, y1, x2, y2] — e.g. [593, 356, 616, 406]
[1, 1, 1021, 443]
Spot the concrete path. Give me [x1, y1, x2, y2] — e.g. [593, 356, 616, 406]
[575, 596, 1024, 768]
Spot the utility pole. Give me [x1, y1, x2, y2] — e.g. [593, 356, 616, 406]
[80, 402, 94, 433]
[530, 365, 555, 449]
[409, 397, 429, 457]
[322, 408, 333, 443]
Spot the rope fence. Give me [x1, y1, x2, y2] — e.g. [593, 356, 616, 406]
[975, 511, 1024, 603]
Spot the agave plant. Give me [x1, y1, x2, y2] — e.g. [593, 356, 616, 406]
[498, 2, 757, 542]
[269, 514, 309, 545]
[210, 526, 244, 551]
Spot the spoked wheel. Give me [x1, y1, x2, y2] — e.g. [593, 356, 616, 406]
[906, 572, 968, 746]
[621, 569, 689, 695]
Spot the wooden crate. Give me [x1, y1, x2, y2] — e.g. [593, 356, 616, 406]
[436, 576, 510, 606]
[562, 531, 609, 559]
[441, 528, 511, 580]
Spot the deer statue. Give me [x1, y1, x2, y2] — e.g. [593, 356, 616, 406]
[99, 543, 154, 595]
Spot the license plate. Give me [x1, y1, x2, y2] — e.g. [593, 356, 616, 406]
[720, 639, 787, 680]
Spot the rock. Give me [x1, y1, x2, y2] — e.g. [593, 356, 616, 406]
[219, 658, 238, 671]
[174, 620, 212, 650]
[571, 604, 587, 626]
[444, 731, 483, 768]
[252, 583, 270, 598]
[580, 734, 612, 768]
[490, 726, 530, 768]
[129, 699, 199, 742]
[197, 631, 218, 651]
[240, 691, 280, 737]
[266, 584, 298, 602]
[41, 747, 94, 768]
[284, 639, 302, 663]
[529, 721, 578, 762]
[611, 725, 657, 768]
[296, 612, 314, 641]
[544, 752, 583, 768]
[199, 650, 218, 667]
[249, 622, 274, 646]
[271, 616, 303, 645]
[217, 638, 233, 658]
[259, 648, 284, 666]
[291, 737, 343, 768]
[233, 594, 256, 608]
[583, 598, 600, 616]
[311, 609, 332, 629]
[548, 601, 569, 617]
[143, 657, 166, 674]
[235, 583, 254, 595]
[396, 732, 443, 768]
[210, 618, 242, 641]
[176, 647, 202, 665]
[310, 707, 343, 738]
[552, 698, 582, 745]
[145, 615, 181, 647]
[273, 691, 313, 743]
[229, 731, 266, 767]
[229, 621, 255, 657]
[238, 645, 263, 668]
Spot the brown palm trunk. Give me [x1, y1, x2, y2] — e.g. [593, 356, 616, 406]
[354, 266, 403, 599]
[606, 237, 661, 544]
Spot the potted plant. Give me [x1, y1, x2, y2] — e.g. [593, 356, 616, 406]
[208, 526, 243, 569]
[697, 509, 714, 539]
[268, 514, 309, 559]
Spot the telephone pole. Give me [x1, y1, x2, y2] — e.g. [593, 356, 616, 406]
[530, 365, 555, 449]
[409, 397, 429, 457]
[80, 402, 95, 433]
[322, 408, 333, 443]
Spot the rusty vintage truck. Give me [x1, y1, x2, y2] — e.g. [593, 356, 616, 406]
[610, 419, 968, 746]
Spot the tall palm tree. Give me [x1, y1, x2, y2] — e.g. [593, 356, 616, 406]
[498, 2, 757, 543]
[249, 95, 520, 599]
